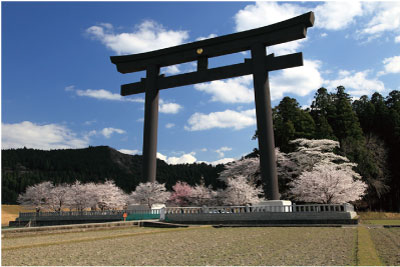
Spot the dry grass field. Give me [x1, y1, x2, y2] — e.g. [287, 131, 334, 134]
[1, 205, 34, 227]
[369, 227, 400, 266]
[2, 226, 356, 266]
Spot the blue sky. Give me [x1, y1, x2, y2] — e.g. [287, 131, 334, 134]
[2, 1, 400, 165]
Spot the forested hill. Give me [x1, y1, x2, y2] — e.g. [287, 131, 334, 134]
[1, 146, 225, 204]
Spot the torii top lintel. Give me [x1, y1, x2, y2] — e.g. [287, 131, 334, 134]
[111, 11, 314, 96]
[111, 11, 314, 71]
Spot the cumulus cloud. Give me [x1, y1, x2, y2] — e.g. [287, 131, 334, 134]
[67, 86, 144, 103]
[165, 123, 175, 129]
[208, 158, 236, 166]
[361, 2, 400, 37]
[381, 55, 400, 74]
[324, 69, 385, 97]
[87, 127, 126, 139]
[118, 149, 140, 155]
[2, 121, 89, 150]
[395, 36, 400, 43]
[185, 109, 256, 131]
[194, 75, 254, 103]
[195, 60, 323, 104]
[157, 152, 197, 165]
[314, 1, 363, 30]
[100, 128, 126, 138]
[270, 60, 324, 101]
[159, 99, 182, 114]
[234, 2, 306, 32]
[86, 20, 189, 55]
[162, 65, 181, 75]
[215, 146, 232, 158]
[67, 86, 181, 114]
[234, 2, 306, 55]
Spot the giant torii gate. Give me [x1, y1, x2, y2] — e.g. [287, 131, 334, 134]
[111, 11, 314, 200]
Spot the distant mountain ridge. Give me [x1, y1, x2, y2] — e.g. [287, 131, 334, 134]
[1, 146, 225, 204]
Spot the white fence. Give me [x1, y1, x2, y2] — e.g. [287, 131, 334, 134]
[163, 203, 354, 215]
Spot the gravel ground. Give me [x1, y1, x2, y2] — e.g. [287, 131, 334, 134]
[369, 227, 400, 266]
[2, 226, 356, 266]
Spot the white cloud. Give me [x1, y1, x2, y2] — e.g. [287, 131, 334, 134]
[185, 109, 256, 131]
[2, 121, 89, 150]
[157, 152, 197, 165]
[165, 123, 175, 129]
[68, 87, 144, 103]
[215, 146, 232, 158]
[324, 69, 385, 97]
[86, 127, 126, 139]
[162, 65, 181, 75]
[395, 36, 400, 43]
[270, 60, 324, 101]
[118, 149, 140, 155]
[194, 75, 254, 103]
[65, 85, 75, 92]
[234, 2, 306, 55]
[209, 158, 236, 166]
[159, 100, 182, 114]
[234, 2, 306, 32]
[361, 2, 400, 36]
[320, 33, 328, 38]
[382, 55, 400, 74]
[314, 1, 363, 30]
[196, 33, 218, 41]
[100, 128, 126, 138]
[86, 20, 189, 55]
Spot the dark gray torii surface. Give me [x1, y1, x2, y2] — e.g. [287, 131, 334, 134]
[111, 11, 314, 200]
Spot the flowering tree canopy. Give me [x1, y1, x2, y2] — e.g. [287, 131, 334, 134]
[47, 183, 71, 212]
[169, 181, 193, 206]
[67, 181, 98, 211]
[128, 181, 170, 208]
[94, 180, 128, 210]
[17, 181, 53, 212]
[288, 162, 368, 204]
[220, 175, 263, 206]
[190, 183, 217, 206]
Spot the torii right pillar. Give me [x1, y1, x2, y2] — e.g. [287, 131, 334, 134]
[251, 43, 279, 200]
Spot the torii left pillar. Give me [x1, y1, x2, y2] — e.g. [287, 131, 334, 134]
[142, 65, 160, 182]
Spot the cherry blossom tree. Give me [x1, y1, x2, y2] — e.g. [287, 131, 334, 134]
[17, 181, 53, 212]
[94, 180, 128, 210]
[47, 183, 71, 212]
[128, 181, 170, 208]
[67, 181, 98, 211]
[169, 181, 193, 206]
[190, 183, 217, 206]
[219, 175, 263, 206]
[288, 162, 368, 204]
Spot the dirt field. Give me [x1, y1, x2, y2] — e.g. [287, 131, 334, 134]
[369, 227, 400, 266]
[2, 226, 356, 266]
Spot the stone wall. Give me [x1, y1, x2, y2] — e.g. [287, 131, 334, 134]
[164, 211, 358, 225]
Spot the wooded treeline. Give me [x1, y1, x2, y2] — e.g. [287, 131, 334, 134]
[2, 87, 399, 211]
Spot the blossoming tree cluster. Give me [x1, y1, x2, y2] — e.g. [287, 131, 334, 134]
[18, 139, 368, 210]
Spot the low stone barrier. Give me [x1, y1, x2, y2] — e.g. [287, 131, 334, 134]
[163, 204, 358, 225]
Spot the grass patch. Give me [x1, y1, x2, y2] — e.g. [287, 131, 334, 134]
[1, 205, 34, 226]
[2, 227, 356, 266]
[362, 220, 400, 225]
[356, 226, 384, 266]
[358, 212, 400, 220]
